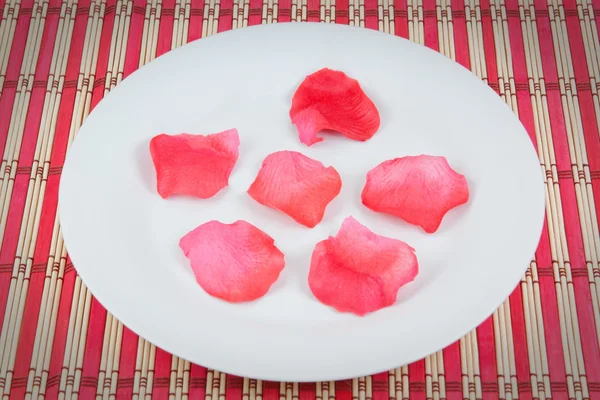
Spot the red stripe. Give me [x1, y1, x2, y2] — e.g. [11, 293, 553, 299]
[479, 0, 497, 84]
[78, 297, 108, 398]
[187, 363, 207, 397]
[510, 288, 533, 400]
[307, 0, 320, 22]
[477, 319, 499, 400]
[156, 0, 175, 57]
[364, 0, 378, 29]
[408, 359, 425, 400]
[335, 0, 349, 25]
[393, 0, 408, 38]
[218, 0, 233, 31]
[277, 0, 291, 22]
[150, 347, 171, 397]
[45, 260, 77, 399]
[334, 381, 351, 400]
[247, 0, 262, 25]
[443, 342, 462, 400]
[225, 375, 243, 400]
[0, 0, 57, 331]
[11, 0, 89, 385]
[123, 0, 147, 79]
[262, 380, 280, 400]
[423, 0, 437, 50]
[0, 2, 34, 153]
[187, 0, 205, 42]
[299, 382, 316, 400]
[451, 0, 470, 70]
[113, 327, 137, 399]
[372, 371, 388, 400]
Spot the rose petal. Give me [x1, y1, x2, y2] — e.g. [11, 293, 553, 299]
[361, 155, 469, 233]
[247, 150, 342, 228]
[290, 68, 380, 146]
[308, 216, 418, 316]
[179, 220, 285, 302]
[149, 129, 240, 199]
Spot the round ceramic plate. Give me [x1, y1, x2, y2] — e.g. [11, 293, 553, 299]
[59, 22, 545, 382]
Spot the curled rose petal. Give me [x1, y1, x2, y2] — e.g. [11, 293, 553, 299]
[179, 220, 285, 302]
[361, 155, 470, 233]
[247, 150, 342, 228]
[290, 68, 380, 146]
[308, 216, 418, 316]
[149, 129, 240, 199]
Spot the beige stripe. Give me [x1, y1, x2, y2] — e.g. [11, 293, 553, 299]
[0, 0, 47, 252]
[407, 0, 423, 45]
[464, 0, 488, 81]
[0, 0, 21, 94]
[205, 369, 225, 400]
[576, 0, 600, 162]
[396, 366, 410, 400]
[317, 381, 334, 400]
[547, 0, 595, 398]
[488, 2, 520, 400]
[436, 0, 454, 60]
[232, 0, 241, 28]
[53, 2, 106, 398]
[88, 2, 135, 398]
[290, 0, 298, 21]
[0, 0, 76, 397]
[20, 7, 80, 400]
[459, 331, 481, 400]
[132, 337, 155, 399]
[516, 1, 553, 398]
[352, 376, 368, 400]
[490, 0, 518, 112]
[261, 0, 268, 24]
[574, 0, 600, 354]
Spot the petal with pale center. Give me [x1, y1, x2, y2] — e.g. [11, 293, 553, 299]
[179, 220, 285, 302]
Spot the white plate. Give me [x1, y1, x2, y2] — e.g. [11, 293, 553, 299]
[59, 22, 545, 382]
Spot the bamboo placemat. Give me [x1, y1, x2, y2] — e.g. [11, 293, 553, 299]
[0, 0, 599, 398]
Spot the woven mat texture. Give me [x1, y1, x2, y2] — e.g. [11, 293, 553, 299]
[1, 0, 600, 398]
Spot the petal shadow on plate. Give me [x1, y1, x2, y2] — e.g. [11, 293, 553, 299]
[136, 139, 158, 195]
[266, 249, 323, 302]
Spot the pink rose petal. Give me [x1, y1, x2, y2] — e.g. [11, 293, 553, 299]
[290, 68, 380, 146]
[308, 216, 419, 316]
[149, 129, 240, 199]
[247, 150, 342, 228]
[361, 155, 470, 233]
[179, 220, 285, 302]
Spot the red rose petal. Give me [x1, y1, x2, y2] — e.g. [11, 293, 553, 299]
[361, 155, 470, 233]
[308, 216, 418, 316]
[247, 150, 342, 228]
[179, 220, 285, 302]
[290, 68, 380, 146]
[149, 129, 240, 199]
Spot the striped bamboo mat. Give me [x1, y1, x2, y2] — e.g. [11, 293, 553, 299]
[0, 0, 599, 398]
